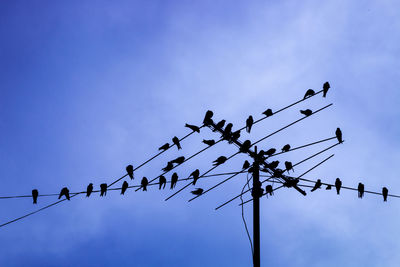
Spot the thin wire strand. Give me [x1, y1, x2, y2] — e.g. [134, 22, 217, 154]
[241, 172, 254, 257]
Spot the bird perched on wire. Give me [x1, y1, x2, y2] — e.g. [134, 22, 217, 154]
[126, 165, 134, 180]
[281, 144, 291, 152]
[239, 140, 251, 153]
[303, 89, 315, 99]
[222, 123, 233, 140]
[358, 183, 364, 198]
[213, 156, 228, 166]
[203, 139, 216, 146]
[300, 109, 313, 116]
[382, 187, 388, 202]
[335, 178, 342, 195]
[266, 160, 279, 169]
[284, 161, 294, 173]
[311, 179, 322, 192]
[141, 177, 149, 191]
[262, 109, 273, 117]
[203, 110, 214, 125]
[162, 161, 174, 172]
[336, 128, 343, 144]
[191, 188, 203, 196]
[32, 189, 38, 204]
[230, 130, 241, 144]
[246, 115, 254, 133]
[100, 183, 107, 197]
[121, 181, 129, 195]
[190, 169, 200, 185]
[185, 123, 200, 133]
[172, 136, 182, 150]
[326, 184, 332, 190]
[86, 183, 93, 197]
[283, 178, 299, 188]
[171, 172, 178, 189]
[265, 185, 273, 196]
[170, 156, 185, 165]
[159, 175, 167, 190]
[158, 143, 170, 151]
[265, 148, 276, 157]
[58, 187, 70, 200]
[242, 160, 250, 170]
[214, 119, 226, 132]
[323, 82, 330, 97]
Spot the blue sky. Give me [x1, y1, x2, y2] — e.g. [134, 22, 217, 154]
[1, 0, 400, 266]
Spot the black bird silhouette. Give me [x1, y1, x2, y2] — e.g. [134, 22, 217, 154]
[326, 184, 332, 190]
[126, 165, 134, 180]
[58, 187, 70, 200]
[214, 120, 226, 132]
[159, 175, 167, 190]
[382, 187, 388, 202]
[335, 128, 343, 144]
[141, 177, 149, 191]
[266, 160, 279, 169]
[335, 178, 342, 195]
[121, 181, 128, 195]
[100, 183, 107, 197]
[281, 144, 291, 152]
[162, 161, 174, 172]
[246, 115, 254, 133]
[222, 123, 233, 139]
[86, 183, 93, 197]
[284, 161, 294, 173]
[239, 140, 251, 153]
[283, 178, 299, 188]
[265, 185, 273, 196]
[358, 183, 364, 198]
[170, 172, 178, 189]
[272, 168, 284, 178]
[190, 169, 200, 185]
[304, 89, 315, 99]
[159, 143, 170, 151]
[300, 109, 313, 116]
[191, 188, 203, 196]
[171, 156, 185, 165]
[213, 156, 227, 166]
[262, 109, 273, 117]
[230, 130, 241, 144]
[185, 123, 200, 133]
[172, 136, 181, 150]
[323, 82, 330, 97]
[203, 110, 214, 125]
[311, 179, 322, 192]
[32, 189, 38, 204]
[202, 139, 216, 146]
[242, 160, 250, 170]
[265, 148, 276, 157]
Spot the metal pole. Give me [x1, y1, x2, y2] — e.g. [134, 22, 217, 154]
[253, 146, 261, 267]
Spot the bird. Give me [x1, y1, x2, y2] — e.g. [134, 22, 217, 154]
[300, 109, 313, 116]
[311, 179, 322, 192]
[284, 178, 299, 188]
[213, 156, 227, 166]
[121, 181, 128, 195]
[272, 168, 284, 178]
[185, 123, 200, 133]
[203, 110, 214, 125]
[86, 183, 93, 197]
[230, 130, 241, 142]
[281, 144, 291, 152]
[326, 184, 332, 190]
[162, 161, 174, 172]
[189, 169, 200, 185]
[382, 187, 388, 202]
[170, 156, 185, 165]
[323, 82, 330, 97]
[246, 115, 254, 133]
[335, 128, 343, 144]
[242, 160, 250, 170]
[158, 143, 170, 151]
[265, 148, 276, 157]
[267, 160, 280, 169]
[100, 183, 107, 197]
[202, 139, 216, 146]
[32, 189, 38, 204]
[335, 178, 342, 195]
[170, 172, 178, 189]
[58, 187, 70, 200]
[303, 89, 315, 99]
[172, 136, 181, 150]
[265, 185, 273, 196]
[239, 140, 251, 153]
[214, 119, 226, 132]
[191, 188, 203, 196]
[284, 161, 294, 173]
[126, 165, 134, 180]
[358, 183, 364, 198]
[141, 177, 149, 191]
[159, 175, 167, 190]
[262, 109, 273, 117]
[222, 123, 233, 140]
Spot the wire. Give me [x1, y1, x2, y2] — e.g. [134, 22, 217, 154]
[269, 136, 337, 157]
[240, 172, 254, 258]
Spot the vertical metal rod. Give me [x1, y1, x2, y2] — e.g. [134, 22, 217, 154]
[253, 146, 261, 267]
